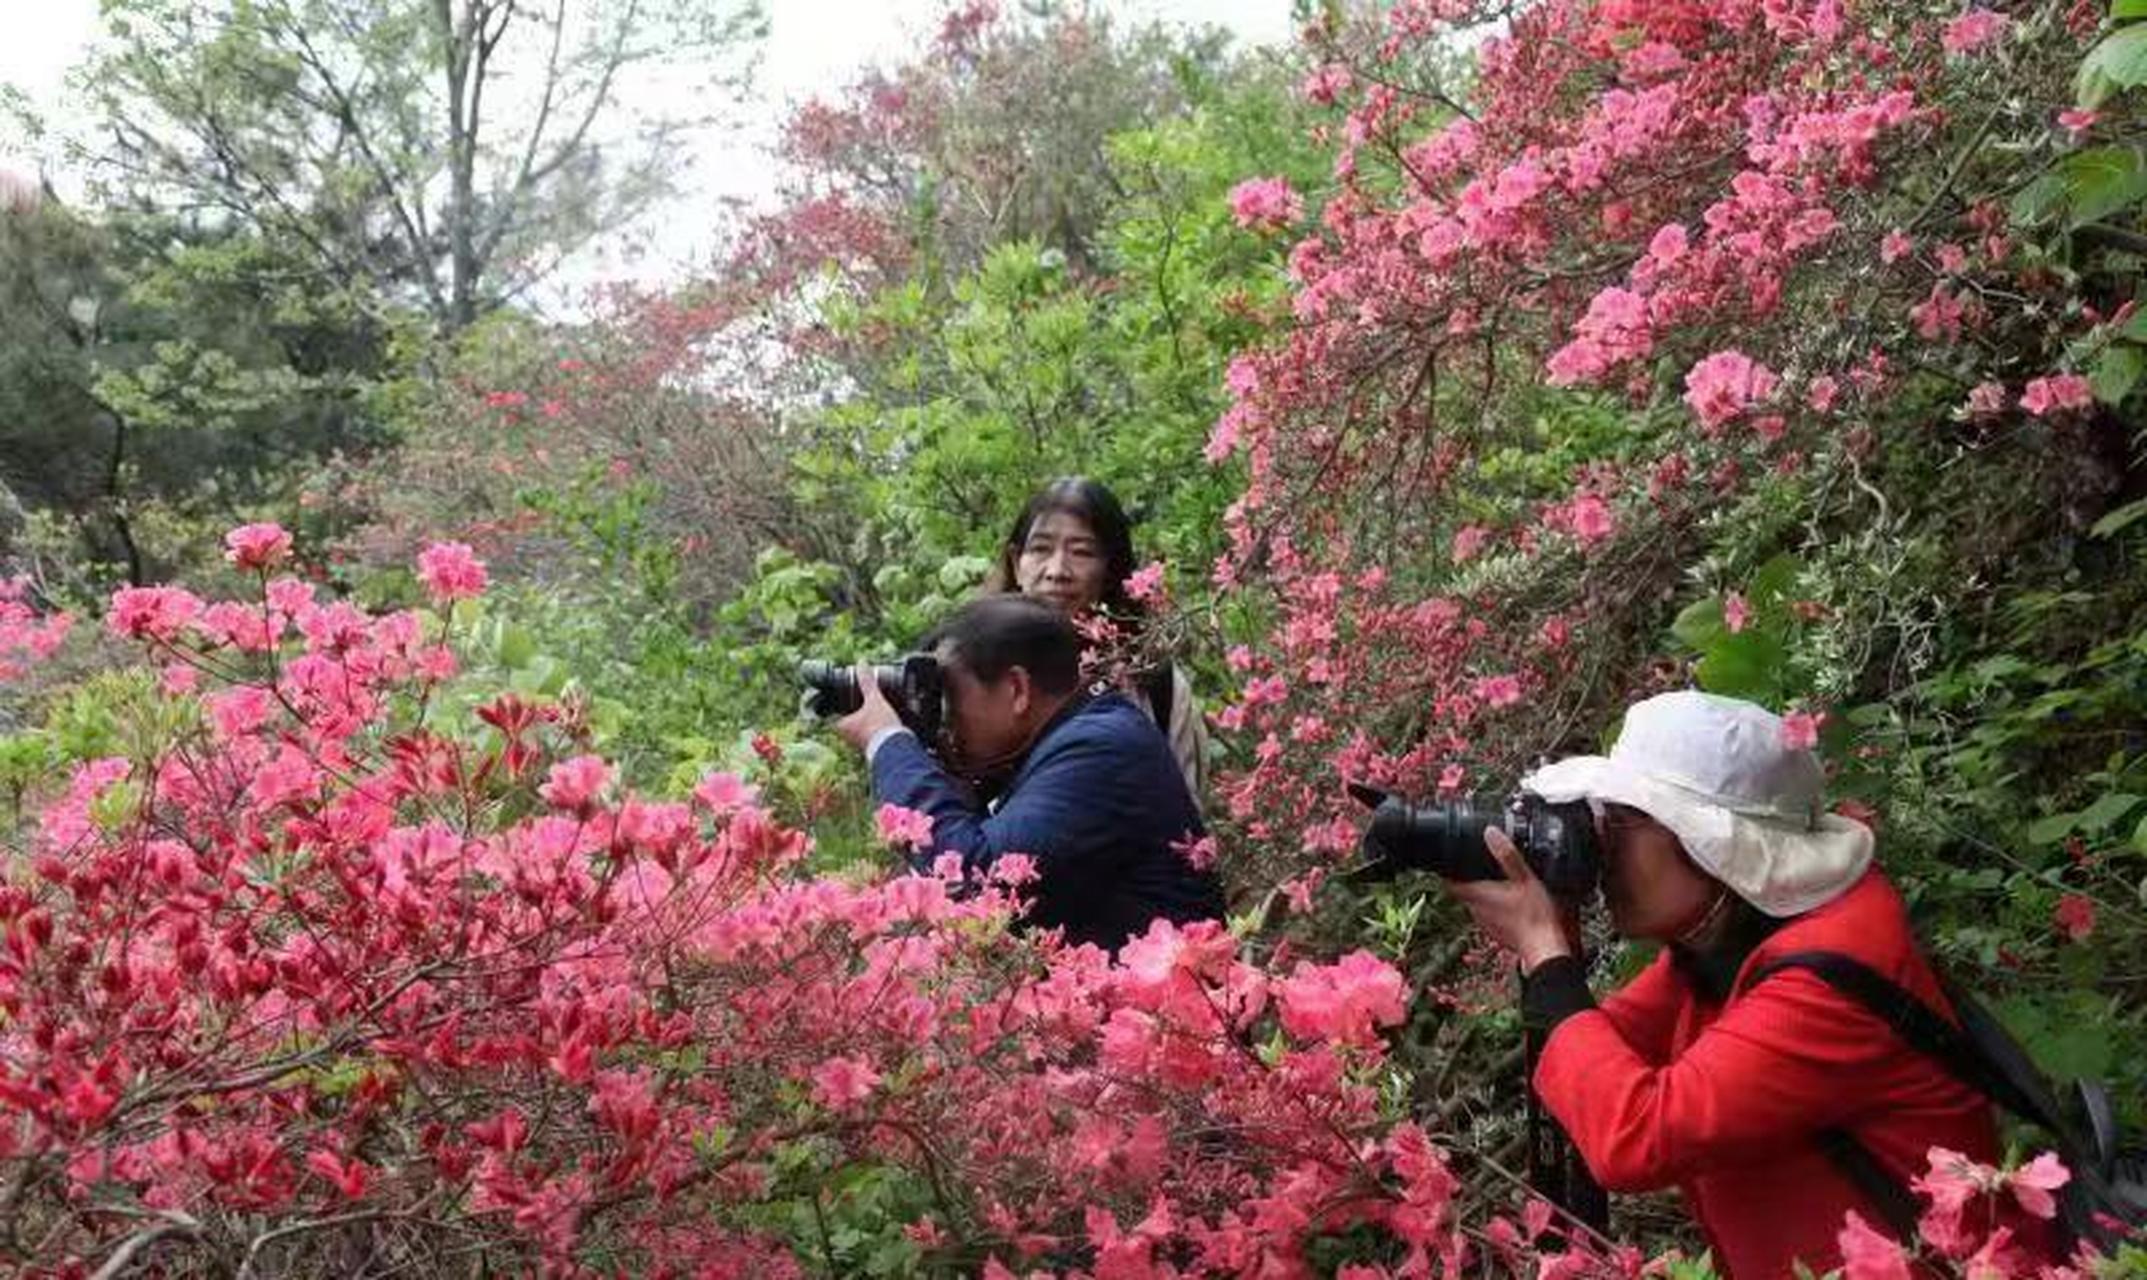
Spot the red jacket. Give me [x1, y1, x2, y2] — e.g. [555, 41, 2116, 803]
[1534, 870, 2001, 1279]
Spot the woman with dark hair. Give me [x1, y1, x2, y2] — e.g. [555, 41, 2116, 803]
[986, 477, 1208, 800]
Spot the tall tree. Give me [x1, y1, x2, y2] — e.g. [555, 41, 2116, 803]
[62, 0, 763, 332]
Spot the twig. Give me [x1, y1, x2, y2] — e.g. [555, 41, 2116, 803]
[88, 1210, 202, 1280]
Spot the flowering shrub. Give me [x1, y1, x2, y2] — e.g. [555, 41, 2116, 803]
[0, 580, 70, 683]
[1, 527, 1655, 1277]
[1200, 0, 2140, 902]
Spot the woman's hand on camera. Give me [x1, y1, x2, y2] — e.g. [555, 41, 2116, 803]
[835, 661, 905, 752]
[1448, 827, 1577, 974]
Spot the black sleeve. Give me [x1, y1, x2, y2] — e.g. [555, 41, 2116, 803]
[1522, 954, 1597, 1034]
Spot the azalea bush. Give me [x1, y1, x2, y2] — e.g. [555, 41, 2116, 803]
[1195, 0, 2147, 1064]
[0, 526, 1578, 1278]
[1, 522, 2126, 1276]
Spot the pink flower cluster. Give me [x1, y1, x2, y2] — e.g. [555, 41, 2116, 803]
[1683, 350, 1780, 432]
[1228, 176, 1305, 231]
[416, 540, 489, 602]
[222, 521, 293, 570]
[0, 577, 71, 681]
[2019, 374, 2093, 418]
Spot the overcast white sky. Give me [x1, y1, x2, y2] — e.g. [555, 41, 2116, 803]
[0, 0, 1298, 295]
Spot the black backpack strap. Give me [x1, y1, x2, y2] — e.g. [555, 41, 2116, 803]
[1741, 951, 2019, 1246]
[1749, 951, 2144, 1252]
[1744, 950, 2048, 1124]
[1816, 1128, 1927, 1245]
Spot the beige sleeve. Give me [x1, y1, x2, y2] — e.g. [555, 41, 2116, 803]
[1166, 665, 1208, 805]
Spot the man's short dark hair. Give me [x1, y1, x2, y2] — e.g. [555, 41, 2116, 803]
[925, 596, 1083, 695]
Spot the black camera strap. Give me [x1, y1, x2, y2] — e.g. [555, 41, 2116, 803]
[1523, 1004, 1609, 1236]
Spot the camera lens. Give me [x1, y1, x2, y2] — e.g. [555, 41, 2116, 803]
[797, 659, 864, 716]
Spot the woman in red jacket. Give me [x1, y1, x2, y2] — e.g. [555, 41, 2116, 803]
[1450, 691, 2032, 1279]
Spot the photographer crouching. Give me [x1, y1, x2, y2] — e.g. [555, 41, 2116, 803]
[820, 595, 1223, 951]
[1406, 691, 2054, 1278]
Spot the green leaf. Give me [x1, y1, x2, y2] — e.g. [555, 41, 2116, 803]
[497, 624, 536, 671]
[1672, 596, 1728, 651]
[2011, 173, 2070, 227]
[2118, 0, 2147, 18]
[1694, 632, 1784, 701]
[2092, 342, 2145, 403]
[2046, 1022, 2115, 1082]
[2061, 146, 2147, 226]
[1747, 553, 1802, 609]
[2028, 811, 2078, 845]
[2131, 811, 2147, 854]
[2080, 791, 2143, 832]
[2089, 496, 2147, 539]
[2078, 25, 2147, 107]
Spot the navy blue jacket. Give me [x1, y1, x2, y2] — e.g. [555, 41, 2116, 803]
[870, 691, 1224, 950]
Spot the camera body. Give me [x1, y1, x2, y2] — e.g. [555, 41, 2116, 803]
[798, 654, 946, 746]
[1348, 782, 1602, 901]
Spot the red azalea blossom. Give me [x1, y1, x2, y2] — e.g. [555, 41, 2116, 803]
[2053, 893, 2096, 943]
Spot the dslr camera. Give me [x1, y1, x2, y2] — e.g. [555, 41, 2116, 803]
[798, 654, 946, 746]
[1348, 782, 1602, 901]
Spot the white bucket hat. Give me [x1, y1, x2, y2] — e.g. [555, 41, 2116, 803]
[1520, 690, 1873, 917]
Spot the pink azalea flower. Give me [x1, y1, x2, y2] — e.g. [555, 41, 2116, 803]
[693, 770, 760, 814]
[1806, 375, 1841, 414]
[1838, 1212, 1913, 1280]
[1171, 832, 1218, 871]
[1451, 525, 1490, 563]
[1966, 381, 2008, 416]
[2053, 893, 2096, 943]
[1683, 350, 1779, 431]
[2018, 374, 2093, 418]
[416, 541, 488, 602]
[1568, 495, 1616, 546]
[1913, 286, 1965, 342]
[2008, 1151, 2071, 1219]
[1275, 950, 1407, 1045]
[1914, 1147, 1998, 1258]
[223, 522, 294, 571]
[809, 1055, 881, 1110]
[1300, 63, 1351, 105]
[1780, 709, 1826, 751]
[1880, 229, 1914, 264]
[1474, 674, 1524, 707]
[1228, 176, 1304, 232]
[1123, 562, 1167, 604]
[304, 1148, 372, 1200]
[539, 755, 612, 812]
[1724, 592, 1751, 634]
[107, 585, 204, 642]
[1941, 9, 2008, 56]
[875, 802, 936, 851]
[2057, 108, 2101, 141]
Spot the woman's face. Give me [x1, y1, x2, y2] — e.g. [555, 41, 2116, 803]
[1598, 803, 1724, 940]
[1015, 511, 1109, 615]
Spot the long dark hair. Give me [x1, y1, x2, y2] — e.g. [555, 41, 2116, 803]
[986, 477, 1142, 618]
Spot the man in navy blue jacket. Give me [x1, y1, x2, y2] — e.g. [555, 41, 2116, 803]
[835, 595, 1223, 950]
